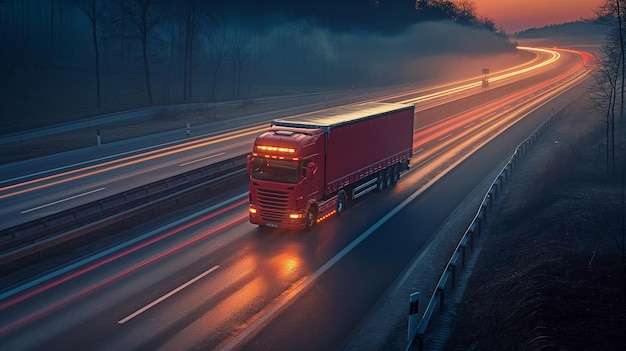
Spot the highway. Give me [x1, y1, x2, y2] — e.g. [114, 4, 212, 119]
[0, 46, 594, 350]
[0, 47, 569, 230]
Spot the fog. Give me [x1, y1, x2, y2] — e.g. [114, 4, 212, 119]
[0, 1, 516, 133]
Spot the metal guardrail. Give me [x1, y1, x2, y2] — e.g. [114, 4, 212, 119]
[0, 154, 249, 267]
[406, 109, 563, 350]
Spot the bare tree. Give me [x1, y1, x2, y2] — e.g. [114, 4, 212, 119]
[123, 0, 159, 105]
[597, 0, 622, 173]
[101, 0, 132, 68]
[175, 0, 211, 102]
[74, 0, 103, 109]
[227, 28, 251, 99]
[205, 27, 227, 102]
[591, 38, 619, 173]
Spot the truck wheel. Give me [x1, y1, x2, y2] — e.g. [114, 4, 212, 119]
[384, 168, 392, 188]
[337, 190, 347, 215]
[391, 164, 400, 185]
[304, 207, 317, 231]
[376, 171, 385, 192]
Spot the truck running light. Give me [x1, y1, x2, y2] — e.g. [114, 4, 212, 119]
[289, 213, 303, 219]
[256, 145, 296, 153]
[249, 207, 257, 214]
[317, 210, 337, 223]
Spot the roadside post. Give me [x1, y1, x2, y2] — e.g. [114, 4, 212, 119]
[408, 291, 420, 343]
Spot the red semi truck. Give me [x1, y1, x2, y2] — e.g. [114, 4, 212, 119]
[246, 102, 415, 230]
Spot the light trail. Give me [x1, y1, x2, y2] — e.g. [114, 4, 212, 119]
[410, 47, 590, 151]
[397, 47, 560, 106]
[0, 47, 560, 203]
[0, 195, 248, 311]
[20, 187, 106, 214]
[0, 125, 265, 199]
[0, 211, 247, 336]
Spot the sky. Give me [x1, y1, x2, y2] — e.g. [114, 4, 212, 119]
[474, 0, 604, 33]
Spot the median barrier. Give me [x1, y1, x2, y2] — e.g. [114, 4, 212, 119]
[0, 154, 249, 267]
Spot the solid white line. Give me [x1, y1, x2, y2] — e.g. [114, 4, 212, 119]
[21, 187, 106, 214]
[118, 265, 220, 324]
[179, 152, 225, 167]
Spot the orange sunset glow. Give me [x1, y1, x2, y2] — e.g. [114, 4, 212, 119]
[474, 0, 604, 33]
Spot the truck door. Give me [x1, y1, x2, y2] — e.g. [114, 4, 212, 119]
[303, 158, 319, 199]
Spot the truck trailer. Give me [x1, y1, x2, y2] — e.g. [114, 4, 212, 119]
[246, 102, 415, 230]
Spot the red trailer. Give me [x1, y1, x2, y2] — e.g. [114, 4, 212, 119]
[247, 102, 415, 230]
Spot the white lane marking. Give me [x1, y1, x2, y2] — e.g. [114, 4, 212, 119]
[438, 134, 453, 141]
[118, 265, 220, 324]
[480, 112, 496, 120]
[463, 122, 475, 129]
[21, 188, 106, 214]
[179, 152, 225, 167]
[0, 193, 248, 302]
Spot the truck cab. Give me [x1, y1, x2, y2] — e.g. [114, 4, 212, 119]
[247, 126, 325, 230]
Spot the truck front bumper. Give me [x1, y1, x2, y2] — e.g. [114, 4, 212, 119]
[249, 207, 305, 230]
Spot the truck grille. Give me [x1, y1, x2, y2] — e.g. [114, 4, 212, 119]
[257, 188, 290, 222]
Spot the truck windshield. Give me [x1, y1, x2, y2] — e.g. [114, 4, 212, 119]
[251, 158, 300, 184]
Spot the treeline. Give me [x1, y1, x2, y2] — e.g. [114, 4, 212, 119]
[0, 0, 506, 112]
[210, 0, 498, 33]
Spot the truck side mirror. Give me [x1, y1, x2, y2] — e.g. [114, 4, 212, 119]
[246, 155, 253, 174]
[306, 162, 316, 179]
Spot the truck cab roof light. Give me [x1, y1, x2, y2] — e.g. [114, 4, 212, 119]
[256, 145, 296, 153]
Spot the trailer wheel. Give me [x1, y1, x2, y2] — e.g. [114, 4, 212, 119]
[304, 207, 317, 231]
[376, 171, 385, 192]
[391, 164, 400, 185]
[384, 168, 392, 188]
[337, 190, 347, 215]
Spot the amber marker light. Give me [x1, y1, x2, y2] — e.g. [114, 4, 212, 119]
[255, 145, 296, 153]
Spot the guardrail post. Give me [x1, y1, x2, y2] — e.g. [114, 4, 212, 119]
[437, 287, 445, 311]
[96, 129, 101, 148]
[479, 204, 487, 223]
[186, 122, 191, 137]
[450, 264, 457, 289]
[408, 292, 420, 343]
[469, 220, 479, 244]
[460, 243, 466, 267]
